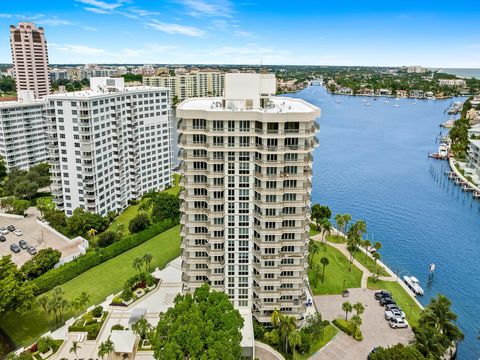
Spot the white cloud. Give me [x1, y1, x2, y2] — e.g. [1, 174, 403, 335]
[50, 43, 108, 56]
[0, 14, 12, 18]
[76, 0, 126, 11]
[37, 18, 74, 26]
[83, 7, 113, 14]
[146, 20, 205, 37]
[177, 0, 233, 17]
[129, 8, 160, 17]
[82, 25, 99, 31]
[234, 30, 256, 38]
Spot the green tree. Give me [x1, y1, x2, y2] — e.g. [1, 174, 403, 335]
[278, 315, 297, 354]
[132, 316, 152, 339]
[151, 192, 180, 223]
[20, 248, 61, 279]
[143, 253, 153, 272]
[320, 256, 329, 283]
[335, 214, 345, 237]
[0, 155, 7, 182]
[69, 341, 81, 360]
[321, 218, 332, 244]
[342, 301, 353, 321]
[152, 284, 244, 360]
[98, 336, 115, 360]
[414, 326, 448, 359]
[132, 256, 143, 272]
[271, 308, 281, 328]
[369, 344, 425, 360]
[353, 302, 365, 316]
[87, 228, 98, 239]
[70, 291, 90, 312]
[288, 330, 302, 356]
[129, 213, 151, 233]
[343, 214, 352, 233]
[13, 179, 38, 200]
[308, 240, 321, 267]
[96, 231, 120, 247]
[351, 314, 362, 338]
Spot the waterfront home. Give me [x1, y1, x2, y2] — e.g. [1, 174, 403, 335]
[357, 87, 374, 96]
[425, 91, 435, 99]
[396, 89, 408, 98]
[410, 89, 425, 98]
[466, 139, 480, 185]
[439, 79, 467, 87]
[376, 88, 392, 96]
[337, 86, 353, 95]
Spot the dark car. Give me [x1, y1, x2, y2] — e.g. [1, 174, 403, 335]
[385, 303, 401, 311]
[27, 246, 37, 255]
[0, 235, 6, 242]
[380, 296, 396, 306]
[10, 243, 20, 253]
[7, 225, 15, 232]
[374, 290, 392, 300]
[19, 239, 28, 249]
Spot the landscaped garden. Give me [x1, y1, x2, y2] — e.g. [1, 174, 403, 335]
[293, 324, 338, 360]
[67, 306, 108, 340]
[367, 277, 423, 327]
[308, 243, 362, 295]
[1, 225, 181, 347]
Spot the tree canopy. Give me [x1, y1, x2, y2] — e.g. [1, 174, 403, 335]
[370, 344, 425, 360]
[152, 284, 244, 360]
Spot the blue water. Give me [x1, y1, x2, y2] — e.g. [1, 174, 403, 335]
[287, 87, 480, 359]
[439, 68, 480, 79]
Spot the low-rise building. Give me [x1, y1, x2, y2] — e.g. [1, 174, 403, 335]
[376, 88, 392, 96]
[439, 79, 467, 87]
[45, 77, 173, 216]
[396, 90, 408, 98]
[0, 97, 47, 170]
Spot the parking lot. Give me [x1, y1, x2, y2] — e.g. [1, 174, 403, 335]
[0, 208, 84, 267]
[312, 287, 414, 360]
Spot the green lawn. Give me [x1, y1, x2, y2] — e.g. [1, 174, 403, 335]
[106, 173, 181, 235]
[308, 244, 363, 295]
[350, 251, 390, 277]
[367, 277, 423, 328]
[294, 324, 338, 360]
[326, 234, 345, 244]
[2, 225, 181, 347]
[309, 224, 321, 237]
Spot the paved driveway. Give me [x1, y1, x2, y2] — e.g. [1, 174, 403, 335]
[312, 288, 413, 360]
[0, 208, 83, 267]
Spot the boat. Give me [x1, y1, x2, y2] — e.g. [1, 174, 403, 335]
[335, 100, 341, 103]
[403, 276, 424, 296]
[394, 104, 400, 107]
[438, 143, 449, 158]
[384, 100, 389, 104]
[365, 103, 371, 106]
[462, 184, 472, 192]
[473, 191, 480, 199]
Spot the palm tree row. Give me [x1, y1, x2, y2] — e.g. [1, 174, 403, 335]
[341, 301, 364, 338]
[132, 253, 154, 273]
[271, 309, 299, 355]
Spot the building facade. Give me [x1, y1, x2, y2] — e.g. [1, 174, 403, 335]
[45, 78, 173, 216]
[10, 22, 50, 100]
[177, 73, 320, 323]
[143, 70, 225, 102]
[0, 99, 47, 171]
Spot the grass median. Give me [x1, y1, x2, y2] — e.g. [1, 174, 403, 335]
[1, 225, 181, 347]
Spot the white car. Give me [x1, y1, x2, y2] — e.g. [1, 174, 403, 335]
[385, 308, 406, 320]
[390, 318, 409, 329]
[0, 227, 9, 235]
[14, 229, 23, 236]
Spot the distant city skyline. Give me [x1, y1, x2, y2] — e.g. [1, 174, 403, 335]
[0, 0, 480, 67]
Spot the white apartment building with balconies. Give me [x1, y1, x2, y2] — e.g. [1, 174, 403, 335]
[0, 99, 47, 171]
[45, 78, 173, 216]
[143, 70, 224, 102]
[177, 73, 320, 324]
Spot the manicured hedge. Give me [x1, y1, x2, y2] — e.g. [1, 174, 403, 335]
[333, 319, 363, 341]
[31, 218, 178, 295]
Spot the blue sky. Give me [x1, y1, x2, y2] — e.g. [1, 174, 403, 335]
[0, 0, 480, 67]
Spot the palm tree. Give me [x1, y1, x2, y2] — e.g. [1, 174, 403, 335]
[363, 239, 372, 261]
[98, 336, 115, 360]
[132, 256, 143, 272]
[87, 228, 97, 239]
[351, 315, 362, 338]
[335, 214, 344, 238]
[320, 257, 329, 283]
[372, 252, 381, 276]
[37, 296, 49, 315]
[143, 253, 153, 272]
[271, 308, 281, 328]
[346, 234, 360, 271]
[308, 240, 321, 267]
[342, 301, 353, 321]
[278, 315, 296, 354]
[343, 213, 352, 233]
[321, 218, 332, 245]
[69, 341, 81, 360]
[414, 326, 448, 359]
[314, 263, 321, 288]
[373, 241, 382, 253]
[288, 330, 301, 355]
[353, 302, 365, 316]
[132, 317, 152, 339]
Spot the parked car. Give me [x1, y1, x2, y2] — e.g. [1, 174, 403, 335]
[7, 225, 15, 232]
[374, 290, 392, 300]
[379, 296, 396, 306]
[10, 243, 20, 253]
[0, 235, 6, 242]
[385, 303, 402, 312]
[389, 318, 409, 329]
[19, 239, 28, 249]
[27, 246, 37, 255]
[385, 308, 406, 320]
[14, 229, 23, 236]
[0, 227, 9, 235]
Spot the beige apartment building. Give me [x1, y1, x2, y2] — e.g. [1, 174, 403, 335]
[10, 22, 50, 100]
[177, 73, 320, 324]
[143, 70, 224, 101]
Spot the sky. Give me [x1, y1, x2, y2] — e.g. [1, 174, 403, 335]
[0, 0, 480, 67]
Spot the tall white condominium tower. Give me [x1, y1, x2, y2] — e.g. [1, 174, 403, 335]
[0, 99, 47, 171]
[10, 22, 50, 100]
[177, 73, 320, 323]
[46, 78, 173, 216]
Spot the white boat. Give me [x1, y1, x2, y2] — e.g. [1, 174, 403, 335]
[365, 103, 371, 106]
[384, 100, 389, 104]
[394, 104, 400, 107]
[335, 100, 341, 103]
[438, 143, 449, 158]
[403, 276, 424, 296]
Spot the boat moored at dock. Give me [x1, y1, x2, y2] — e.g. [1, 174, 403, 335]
[403, 276, 424, 296]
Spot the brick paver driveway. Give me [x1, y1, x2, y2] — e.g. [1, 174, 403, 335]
[311, 288, 414, 360]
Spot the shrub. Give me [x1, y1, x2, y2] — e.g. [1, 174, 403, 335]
[111, 324, 124, 330]
[37, 336, 54, 354]
[333, 319, 362, 341]
[129, 213, 151, 234]
[111, 296, 123, 305]
[20, 248, 61, 279]
[122, 289, 133, 302]
[96, 231, 120, 248]
[31, 218, 177, 294]
[91, 305, 103, 318]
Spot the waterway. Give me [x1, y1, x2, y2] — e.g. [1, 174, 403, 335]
[286, 86, 480, 359]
